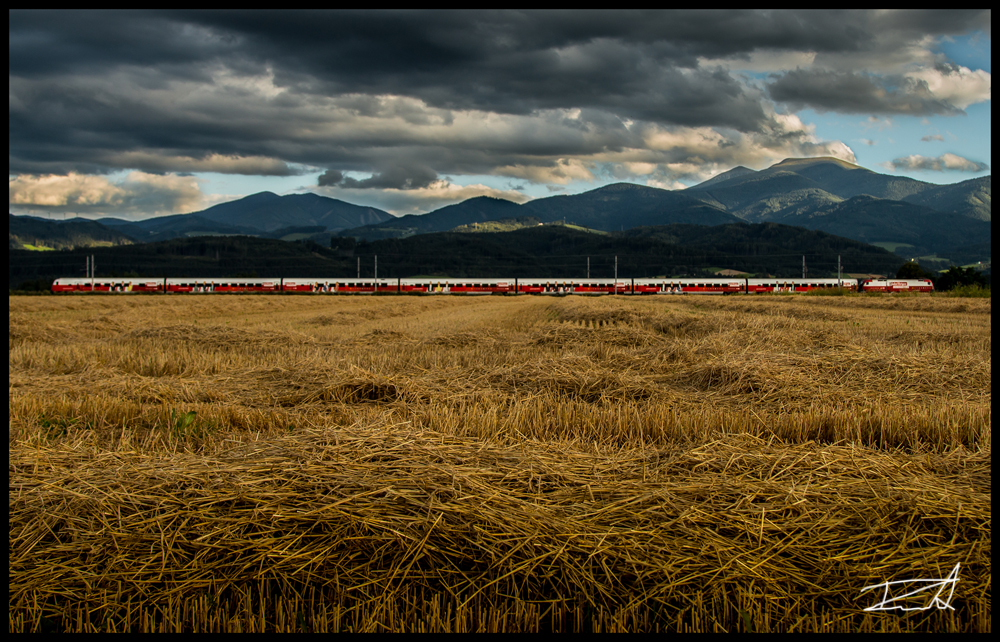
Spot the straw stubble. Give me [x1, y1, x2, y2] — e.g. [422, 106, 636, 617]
[9, 293, 991, 631]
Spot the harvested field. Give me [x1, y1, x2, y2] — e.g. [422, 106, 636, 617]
[9, 294, 991, 632]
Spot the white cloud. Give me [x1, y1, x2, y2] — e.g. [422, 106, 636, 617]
[886, 152, 989, 172]
[630, 112, 856, 184]
[103, 152, 302, 176]
[863, 116, 894, 130]
[8, 172, 208, 218]
[905, 64, 991, 110]
[644, 177, 689, 191]
[494, 158, 597, 185]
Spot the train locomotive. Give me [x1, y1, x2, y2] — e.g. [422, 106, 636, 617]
[49, 276, 935, 294]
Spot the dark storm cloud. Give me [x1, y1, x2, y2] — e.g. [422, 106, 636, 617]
[166, 10, 987, 123]
[9, 11, 232, 80]
[319, 164, 439, 190]
[767, 69, 963, 115]
[8, 10, 991, 187]
[317, 170, 344, 187]
[10, 11, 778, 133]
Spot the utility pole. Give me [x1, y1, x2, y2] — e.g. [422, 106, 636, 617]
[614, 256, 618, 293]
[802, 255, 806, 280]
[357, 257, 360, 279]
[374, 255, 378, 290]
[587, 257, 590, 279]
[91, 254, 95, 290]
[838, 255, 842, 285]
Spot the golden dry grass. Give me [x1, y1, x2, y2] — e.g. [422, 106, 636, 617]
[9, 293, 991, 632]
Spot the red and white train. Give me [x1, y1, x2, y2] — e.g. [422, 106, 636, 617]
[856, 278, 935, 293]
[48, 276, 934, 294]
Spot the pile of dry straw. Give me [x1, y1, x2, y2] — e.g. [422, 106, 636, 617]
[10, 423, 990, 632]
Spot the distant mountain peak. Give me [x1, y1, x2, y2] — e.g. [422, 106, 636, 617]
[465, 195, 519, 203]
[182, 191, 393, 233]
[689, 165, 757, 190]
[772, 157, 863, 170]
[239, 191, 281, 202]
[593, 182, 661, 192]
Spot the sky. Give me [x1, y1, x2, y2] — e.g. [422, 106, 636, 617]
[8, 10, 992, 220]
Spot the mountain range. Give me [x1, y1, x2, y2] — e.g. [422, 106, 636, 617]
[9, 157, 991, 266]
[341, 157, 990, 262]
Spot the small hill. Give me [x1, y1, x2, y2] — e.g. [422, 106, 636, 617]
[772, 195, 992, 256]
[90, 192, 395, 242]
[343, 196, 525, 240]
[98, 214, 256, 243]
[450, 216, 543, 233]
[902, 176, 991, 221]
[9, 214, 135, 250]
[522, 183, 741, 230]
[185, 192, 393, 234]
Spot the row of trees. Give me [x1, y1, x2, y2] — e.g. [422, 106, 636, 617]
[897, 262, 990, 291]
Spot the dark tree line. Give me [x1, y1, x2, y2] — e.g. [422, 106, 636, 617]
[10, 224, 930, 290]
[896, 262, 990, 291]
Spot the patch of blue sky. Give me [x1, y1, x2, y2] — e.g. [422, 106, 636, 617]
[442, 173, 587, 199]
[797, 107, 990, 184]
[935, 31, 991, 73]
[194, 170, 323, 199]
